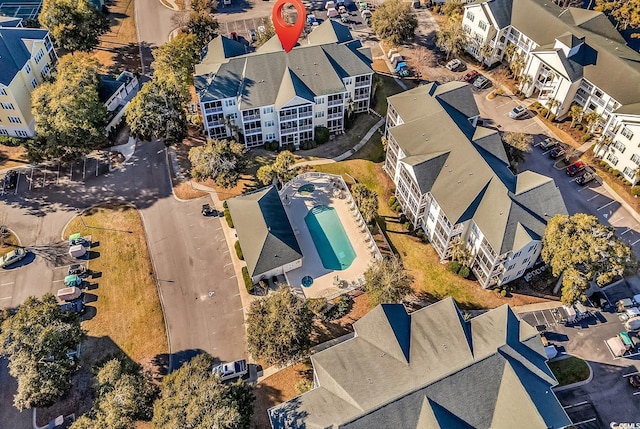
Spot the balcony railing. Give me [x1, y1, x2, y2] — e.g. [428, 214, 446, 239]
[243, 114, 260, 121]
[280, 127, 299, 134]
[479, 241, 496, 259]
[205, 107, 223, 114]
[328, 99, 343, 107]
[279, 114, 298, 121]
[328, 112, 343, 120]
[245, 127, 262, 135]
[574, 94, 586, 106]
[355, 80, 370, 88]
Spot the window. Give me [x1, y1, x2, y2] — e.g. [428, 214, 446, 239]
[612, 140, 626, 153]
[478, 21, 487, 31]
[343, 78, 352, 85]
[224, 99, 236, 107]
[474, 33, 483, 44]
[263, 106, 274, 114]
[1, 102, 14, 110]
[513, 250, 522, 258]
[40, 64, 50, 79]
[315, 111, 325, 118]
[632, 154, 640, 166]
[0, 88, 6, 96]
[264, 120, 275, 127]
[528, 244, 536, 253]
[8, 116, 21, 124]
[265, 133, 276, 141]
[315, 97, 324, 104]
[16, 130, 28, 137]
[516, 269, 524, 277]
[0, 128, 7, 136]
[621, 127, 634, 140]
[34, 49, 45, 63]
[623, 166, 634, 178]
[31, 78, 38, 89]
[463, 24, 471, 35]
[25, 63, 32, 74]
[466, 11, 475, 22]
[606, 153, 619, 166]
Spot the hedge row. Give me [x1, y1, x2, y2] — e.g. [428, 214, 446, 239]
[235, 240, 244, 260]
[224, 209, 233, 228]
[242, 267, 253, 294]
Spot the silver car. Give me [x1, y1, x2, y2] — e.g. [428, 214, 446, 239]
[1, 248, 27, 268]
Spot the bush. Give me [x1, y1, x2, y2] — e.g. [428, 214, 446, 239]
[223, 200, 228, 209]
[323, 295, 353, 321]
[242, 267, 253, 294]
[399, 214, 407, 223]
[600, 160, 608, 168]
[0, 136, 24, 147]
[449, 261, 461, 274]
[306, 298, 328, 317]
[613, 169, 622, 177]
[459, 266, 470, 278]
[406, 222, 414, 232]
[295, 379, 314, 394]
[632, 187, 640, 197]
[224, 209, 234, 228]
[623, 179, 631, 186]
[234, 240, 244, 260]
[540, 108, 549, 117]
[575, 123, 583, 130]
[314, 126, 330, 145]
[548, 113, 555, 122]
[403, 222, 410, 230]
[500, 289, 507, 297]
[581, 133, 592, 142]
[389, 196, 397, 207]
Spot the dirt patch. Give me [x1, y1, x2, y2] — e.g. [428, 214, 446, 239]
[0, 145, 29, 169]
[311, 293, 370, 344]
[173, 181, 208, 200]
[92, 0, 141, 73]
[372, 58, 390, 73]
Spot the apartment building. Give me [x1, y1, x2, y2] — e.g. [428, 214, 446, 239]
[0, 20, 57, 138]
[461, 0, 640, 182]
[194, 20, 373, 149]
[384, 82, 567, 288]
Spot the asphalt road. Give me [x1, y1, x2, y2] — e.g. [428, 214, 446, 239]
[135, 0, 184, 74]
[0, 141, 246, 427]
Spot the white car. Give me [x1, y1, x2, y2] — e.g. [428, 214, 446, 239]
[212, 359, 248, 381]
[1, 248, 27, 268]
[509, 105, 528, 119]
[445, 59, 462, 71]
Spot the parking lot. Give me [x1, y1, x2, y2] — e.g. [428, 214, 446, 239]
[516, 304, 640, 426]
[474, 92, 640, 256]
[0, 153, 110, 197]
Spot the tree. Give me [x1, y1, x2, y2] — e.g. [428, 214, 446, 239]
[191, 0, 217, 13]
[595, 0, 640, 36]
[436, 21, 469, 60]
[0, 294, 85, 410]
[364, 257, 414, 307]
[188, 138, 247, 187]
[350, 183, 379, 223]
[541, 213, 636, 305]
[39, 0, 109, 52]
[441, 0, 464, 22]
[31, 53, 107, 161]
[502, 131, 532, 165]
[71, 356, 157, 429]
[246, 286, 314, 367]
[126, 76, 188, 144]
[568, 104, 584, 128]
[584, 110, 603, 133]
[545, 98, 560, 119]
[449, 237, 472, 267]
[509, 52, 525, 78]
[503, 43, 517, 62]
[151, 34, 199, 93]
[519, 74, 532, 92]
[256, 151, 297, 186]
[152, 353, 254, 429]
[185, 11, 219, 52]
[371, 0, 418, 46]
[254, 17, 276, 47]
[478, 43, 493, 66]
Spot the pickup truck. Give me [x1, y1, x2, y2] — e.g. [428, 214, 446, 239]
[539, 137, 558, 150]
[566, 160, 586, 176]
[212, 359, 248, 381]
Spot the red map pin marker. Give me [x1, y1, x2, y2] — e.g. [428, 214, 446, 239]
[272, 0, 306, 53]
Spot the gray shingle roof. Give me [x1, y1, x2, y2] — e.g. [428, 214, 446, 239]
[483, 0, 640, 106]
[268, 298, 571, 429]
[227, 186, 302, 278]
[195, 20, 372, 107]
[0, 27, 48, 86]
[387, 82, 567, 254]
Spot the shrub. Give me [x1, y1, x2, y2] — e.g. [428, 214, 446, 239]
[600, 160, 607, 168]
[306, 298, 328, 317]
[389, 196, 397, 207]
[234, 240, 244, 260]
[0, 136, 24, 147]
[269, 140, 280, 151]
[223, 200, 228, 209]
[540, 108, 549, 117]
[575, 123, 583, 130]
[432, 4, 440, 13]
[295, 379, 314, 394]
[403, 222, 410, 230]
[581, 133, 592, 142]
[500, 289, 507, 297]
[314, 126, 330, 144]
[406, 222, 414, 232]
[632, 187, 640, 197]
[449, 261, 461, 274]
[613, 169, 622, 177]
[242, 267, 253, 293]
[623, 179, 631, 186]
[459, 266, 470, 278]
[224, 209, 234, 228]
[548, 113, 555, 122]
[324, 295, 353, 321]
[399, 214, 407, 223]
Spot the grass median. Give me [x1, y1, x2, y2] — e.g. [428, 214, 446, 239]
[64, 204, 167, 363]
[549, 356, 590, 386]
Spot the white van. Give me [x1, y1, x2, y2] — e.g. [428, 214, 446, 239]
[57, 287, 82, 302]
[325, 0, 335, 9]
[69, 244, 86, 258]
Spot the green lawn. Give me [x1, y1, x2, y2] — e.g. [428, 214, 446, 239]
[548, 356, 590, 386]
[0, 230, 19, 257]
[373, 75, 406, 116]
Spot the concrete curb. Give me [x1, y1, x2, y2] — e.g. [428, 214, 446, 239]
[552, 357, 594, 392]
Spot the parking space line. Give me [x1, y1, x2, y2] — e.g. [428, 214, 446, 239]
[587, 193, 601, 201]
[597, 201, 616, 210]
[623, 371, 640, 377]
[621, 225, 639, 235]
[1, 282, 14, 286]
[572, 418, 597, 425]
[0, 296, 11, 300]
[563, 401, 588, 409]
[632, 238, 640, 246]
[609, 216, 626, 225]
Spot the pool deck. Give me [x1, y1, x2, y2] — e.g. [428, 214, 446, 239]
[281, 173, 381, 299]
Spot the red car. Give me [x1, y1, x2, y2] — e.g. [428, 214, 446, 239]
[462, 70, 479, 82]
[566, 161, 586, 176]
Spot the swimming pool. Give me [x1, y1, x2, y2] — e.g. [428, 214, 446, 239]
[304, 205, 356, 270]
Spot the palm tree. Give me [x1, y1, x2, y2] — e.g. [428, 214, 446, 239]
[449, 237, 472, 267]
[436, 21, 469, 60]
[569, 104, 583, 128]
[545, 98, 560, 119]
[503, 43, 517, 62]
[502, 131, 533, 167]
[510, 53, 525, 78]
[584, 110, 602, 133]
[479, 43, 494, 67]
[519, 74, 532, 93]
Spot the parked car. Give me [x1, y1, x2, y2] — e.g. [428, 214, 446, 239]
[445, 59, 462, 71]
[68, 233, 87, 246]
[64, 274, 82, 287]
[212, 359, 248, 381]
[57, 286, 82, 302]
[544, 345, 558, 359]
[69, 244, 87, 258]
[327, 7, 339, 17]
[202, 204, 217, 217]
[509, 105, 528, 119]
[539, 137, 559, 150]
[566, 160, 586, 176]
[325, 0, 335, 9]
[2, 170, 18, 190]
[59, 298, 85, 314]
[337, 5, 346, 13]
[360, 9, 372, 19]
[629, 374, 640, 389]
[462, 70, 479, 82]
[306, 14, 317, 25]
[1, 248, 27, 268]
[473, 75, 491, 89]
[549, 147, 566, 159]
[340, 13, 350, 23]
[575, 171, 596, 185]
[248, 29, 256, 42]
